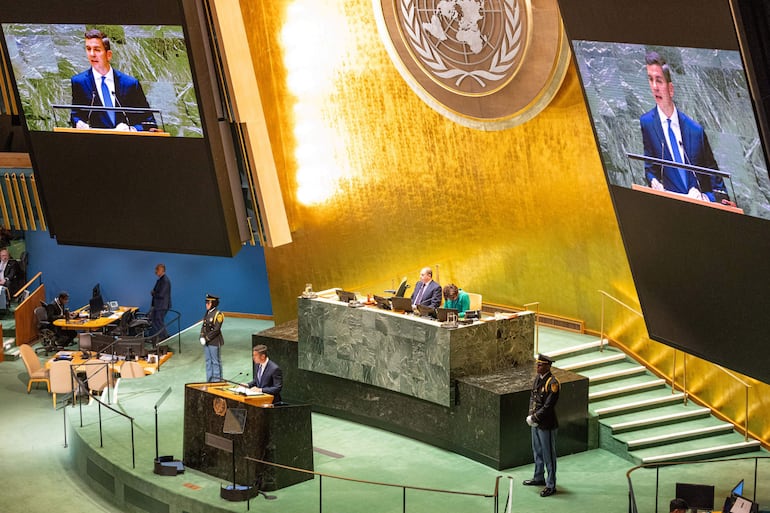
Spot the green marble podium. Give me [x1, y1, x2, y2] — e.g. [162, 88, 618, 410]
[298, 297, 535, 406]
[261, 312, 589, 470]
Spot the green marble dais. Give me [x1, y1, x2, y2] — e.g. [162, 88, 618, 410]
[297, 297, 535, 406]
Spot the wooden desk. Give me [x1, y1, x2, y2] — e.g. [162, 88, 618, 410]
[200, 382, 274, 406]
[53, 306, 136, 331]
[631, 184, 744, 213]
[46, 350, 172, 375]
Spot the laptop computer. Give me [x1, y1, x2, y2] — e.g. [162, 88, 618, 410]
[436, 307, 458, 322]
[389, 296, 413, 312]
[416, 304, 437, 318]
[372, 295, 391, 310]
[335, 289, 357, 303]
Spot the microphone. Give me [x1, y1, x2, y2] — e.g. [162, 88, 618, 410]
[220, 371, 245, 388]
[87, 90, 96, 126]
[112, 91, 131, 127]
[679, 139, 703, 194]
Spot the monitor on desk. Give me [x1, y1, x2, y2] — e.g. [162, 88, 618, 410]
[373, 295, 391, 310]
[676, 482, 715, 512]
[416, 304, 436, 318]
[89, 283, 104, 319]
[115, 336, 147, 358]
[389, 296, 413, 313]
[335, 289, 357, 303]
[436, 307, 458, 322]
[89, 333, 116, 354]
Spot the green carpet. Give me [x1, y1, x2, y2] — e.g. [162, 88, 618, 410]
[0, 322, 766, 513]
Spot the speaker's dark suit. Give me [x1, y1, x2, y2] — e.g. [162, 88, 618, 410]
[410, 280, 442, 308]
[247, 359, 283, 403]
[640, 107, 727, 201]
[70, 68, 156, 131]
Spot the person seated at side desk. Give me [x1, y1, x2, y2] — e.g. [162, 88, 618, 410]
[46, 291, 77, 346]
[442, 283, 470, 317]
[244, 344, 282, 404]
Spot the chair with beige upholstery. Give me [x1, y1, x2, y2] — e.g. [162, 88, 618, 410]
[83, 359, 110, 401]
[120, 361, 146, 379]
[466, 292, 482, 312]
[111, 360, 145, 404]
[19, 343, 50, 393]
[49, 359, 74, 409]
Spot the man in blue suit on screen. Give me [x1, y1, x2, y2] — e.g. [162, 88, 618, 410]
[639, 51, 730, 204]
[70, 29, 156, 132]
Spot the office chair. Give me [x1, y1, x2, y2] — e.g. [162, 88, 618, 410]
[385, 277, 410, 298]
[34, 305, 58, 355]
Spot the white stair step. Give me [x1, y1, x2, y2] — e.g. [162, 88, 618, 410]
[594, 392, 685, 417]
[588, 366, 647, 383]
[609, 407, 712, 433]
[626, 423, 735, 449]
[542, 339, 604, 359]
[589, 379, 666, 401]
[560, 352, 627, 371]
[641, 440, 761, 464]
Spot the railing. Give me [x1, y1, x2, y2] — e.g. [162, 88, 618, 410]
[598, 289, 758, 444]
[523, 301, 540, 355]
[157, 309, 182, 354]
[598, 289, 642, 352]
[626, 455, 769, 513]
[673, 349, 753, 442]
[13, 270, 42, 302]
[71, 371, 137, 468]
[245, 456, 502, 513]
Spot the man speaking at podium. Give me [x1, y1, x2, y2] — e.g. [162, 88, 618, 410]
[640, 51, 730, 203]
[70, 29, 156, 132]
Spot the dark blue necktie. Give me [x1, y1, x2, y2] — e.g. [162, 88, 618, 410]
[101, 76, 115, 126]
[667, 118, 688, 189]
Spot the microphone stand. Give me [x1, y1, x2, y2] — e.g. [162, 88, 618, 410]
[87, 90, 96, 126]
[678, 139, 704, 197]
[112, 92, 131, 128]
[153, 386, 184, 475]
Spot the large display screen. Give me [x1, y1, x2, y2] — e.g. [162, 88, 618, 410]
[559, 0, 770, 383]
[0, 0, 247, 256]
[3, 23, 202, 137]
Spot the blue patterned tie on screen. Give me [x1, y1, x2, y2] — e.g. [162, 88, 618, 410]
[667, 118, 688, 190]
[257, 364, 263, 385]
[101, 76, 115, 126]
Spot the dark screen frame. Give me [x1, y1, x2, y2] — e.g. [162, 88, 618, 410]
[558, 0, 770, 383]
[0, 0, 246, 256]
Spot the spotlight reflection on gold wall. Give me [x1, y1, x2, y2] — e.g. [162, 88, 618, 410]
[282, 0, 354, 206]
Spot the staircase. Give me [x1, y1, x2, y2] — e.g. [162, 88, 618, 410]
[543, 340, 762, 465]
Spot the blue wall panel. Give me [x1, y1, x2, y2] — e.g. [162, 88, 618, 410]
[23, 231, 272, 330]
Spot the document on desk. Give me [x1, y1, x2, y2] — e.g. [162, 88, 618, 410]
[228, 385, 263, 396]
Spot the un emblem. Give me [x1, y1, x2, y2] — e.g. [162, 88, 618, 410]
[375, 0, 570, 129]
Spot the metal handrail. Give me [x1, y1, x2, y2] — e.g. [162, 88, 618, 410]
[245, 455, 501, 513]
[599, 289, 755, 442]
[626, 455, 769, 513]
[673, 350, 753, 441]
[598, 289, 642, 352]
[523, 301, 540, 355]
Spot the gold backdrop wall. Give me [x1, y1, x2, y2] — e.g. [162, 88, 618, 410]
[238, 0, 770, 445]
[241, 0, 633, 324]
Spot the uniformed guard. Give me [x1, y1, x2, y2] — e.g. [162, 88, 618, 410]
[522, 353, 560, 497]
[200, 293, 225, 381]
